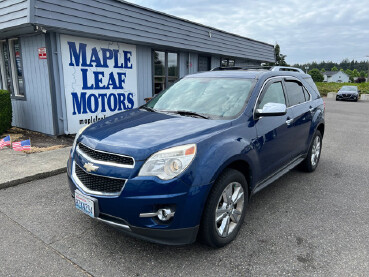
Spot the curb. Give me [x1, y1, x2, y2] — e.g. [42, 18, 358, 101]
[0, 167, 67, 190]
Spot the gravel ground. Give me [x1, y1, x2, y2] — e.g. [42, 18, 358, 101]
[0, 98, 368, 276]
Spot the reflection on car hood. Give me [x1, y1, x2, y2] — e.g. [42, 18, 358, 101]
[338, 91, 358, 95]
[79, 109, 231, 160]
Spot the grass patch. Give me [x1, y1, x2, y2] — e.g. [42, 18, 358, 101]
[316, 82, 369, 96]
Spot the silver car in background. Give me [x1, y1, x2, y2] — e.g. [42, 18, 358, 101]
[336, 86, 359, 102]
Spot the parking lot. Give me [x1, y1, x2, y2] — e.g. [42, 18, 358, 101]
[0, 98, 368, 276]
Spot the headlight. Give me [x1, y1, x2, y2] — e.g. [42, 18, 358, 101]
[138, 144, 197, 180]
[72, 125, 89, 150]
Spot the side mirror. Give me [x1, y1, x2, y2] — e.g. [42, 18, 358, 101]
[255, 103, 287, 117]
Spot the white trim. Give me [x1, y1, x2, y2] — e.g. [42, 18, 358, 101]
[0, 41, 7, 90]
[8, 38, 25, 97]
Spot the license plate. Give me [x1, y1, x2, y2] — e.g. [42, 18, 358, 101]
[75, 190, 96, 218]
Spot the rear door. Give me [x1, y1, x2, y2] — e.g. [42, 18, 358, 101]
[254, 78, 296, 178]
[283, 78, 313, 156]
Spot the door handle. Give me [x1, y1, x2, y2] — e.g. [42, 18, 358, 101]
[286, 118, 294, 125]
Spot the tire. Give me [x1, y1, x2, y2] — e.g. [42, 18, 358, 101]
[199, 168, 248, 248]
[300, 130, 322, 172]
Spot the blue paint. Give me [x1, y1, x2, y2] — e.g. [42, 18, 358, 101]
[67, 70, 325, 244]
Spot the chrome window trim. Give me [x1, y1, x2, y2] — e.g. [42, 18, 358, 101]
[72, 161, 126, 196]
[77, 143, 135, 169]
[253, 76, 312, 120]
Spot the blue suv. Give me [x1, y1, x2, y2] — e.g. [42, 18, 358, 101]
[67, 68, 325, 248]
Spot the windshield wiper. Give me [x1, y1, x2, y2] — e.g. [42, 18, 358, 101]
[140, 106, 156, 112]
[165, 110, 210, 119]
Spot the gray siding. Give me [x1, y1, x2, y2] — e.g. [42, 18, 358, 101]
[0, 0, 28, 30]
[179, 52, 189, 78]
[137, 45, 152, 105]
[211, 56, 220, 69]
[32, 0, 274, 62]
[12, 34, 54, 135]
[234, 58, 262, 67]
[188, 53, 198, 74]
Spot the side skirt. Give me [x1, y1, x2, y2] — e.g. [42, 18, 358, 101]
[251, 155, 305, 196]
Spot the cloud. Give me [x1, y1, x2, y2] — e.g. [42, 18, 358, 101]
[125, 0, 369, 64]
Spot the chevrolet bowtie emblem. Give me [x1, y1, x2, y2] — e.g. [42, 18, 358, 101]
[83, 162, 99, 173]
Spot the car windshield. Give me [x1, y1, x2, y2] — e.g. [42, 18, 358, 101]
[341, 86, 357, 91]
[145, 77, 255, 119]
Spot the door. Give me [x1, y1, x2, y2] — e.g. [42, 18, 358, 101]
[198, 56, 211, 72]
[283, 79, 313, 156]
[254, 79, 296, 178]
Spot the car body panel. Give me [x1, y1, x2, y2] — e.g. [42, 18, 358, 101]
[67, 69, 325, 245]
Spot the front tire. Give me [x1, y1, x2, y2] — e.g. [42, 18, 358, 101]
[199, 168, 248, 248]
[300, 130, 322, 172]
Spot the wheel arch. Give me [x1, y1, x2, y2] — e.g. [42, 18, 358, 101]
[317, 122, 325, 137]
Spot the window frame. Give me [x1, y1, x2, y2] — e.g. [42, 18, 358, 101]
[0, 41, 6, 90]
[256, 80, 287, 110]
[220, 57, 236, 67]
[152, 50, 179, 96]
[0, 38, 26, 100]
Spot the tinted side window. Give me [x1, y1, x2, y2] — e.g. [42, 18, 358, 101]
[285, 81, 306, 106]
[257, 81, 286, 109]
[303, 77, 320, 97]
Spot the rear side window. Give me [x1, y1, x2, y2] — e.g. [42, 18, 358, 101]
[257, 81, 286, 109]
[304, 77, 320, 97]
[285, 81, 307, 107]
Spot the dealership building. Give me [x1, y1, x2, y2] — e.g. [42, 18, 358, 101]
[0, 0, 275, 135]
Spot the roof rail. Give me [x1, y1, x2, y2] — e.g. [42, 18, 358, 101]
[242, 65, 271, 70]
[210, 66, 243, 71]
[271, 66, 305, 73]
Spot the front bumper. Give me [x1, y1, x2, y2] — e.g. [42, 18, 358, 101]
[67, 155, 211, 245]
[336, 94, 358, 101]
[97, 211, 199, 245]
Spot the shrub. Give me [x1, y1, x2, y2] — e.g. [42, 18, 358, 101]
[0, 90, 12, 135]
[355, 77, 366, 83]
[308, 68, 324, 82]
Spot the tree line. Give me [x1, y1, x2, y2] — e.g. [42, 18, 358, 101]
[293, 59, 368, 75]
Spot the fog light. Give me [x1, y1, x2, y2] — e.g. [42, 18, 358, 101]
[157, 208, 175, 221]
[139, 207, 175, 221]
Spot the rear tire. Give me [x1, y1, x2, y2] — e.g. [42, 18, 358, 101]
[199, 169, 248, 248]
[300, 130, 322, 172]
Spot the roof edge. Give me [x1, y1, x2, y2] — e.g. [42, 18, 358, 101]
[117, 0, 274, 48]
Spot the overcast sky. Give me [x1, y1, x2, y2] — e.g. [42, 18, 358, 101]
[125, 0, 369, 64]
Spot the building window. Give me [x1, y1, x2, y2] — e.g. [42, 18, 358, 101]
[0, 38, 25, 97]
[0, 41, 12, 92]
[153, 51, 178, 95]
[198, 56, 211, 72]
[221, 57, 235, 67]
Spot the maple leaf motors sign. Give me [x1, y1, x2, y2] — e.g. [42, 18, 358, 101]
[60, 35, 138, 134]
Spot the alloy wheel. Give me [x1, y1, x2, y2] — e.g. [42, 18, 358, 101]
[311, 136, 321, 167]
[215, 182, 245, 238]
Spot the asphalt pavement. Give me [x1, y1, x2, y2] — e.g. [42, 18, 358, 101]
[0, 98, 368, 276]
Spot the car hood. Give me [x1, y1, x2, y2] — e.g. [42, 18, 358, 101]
[338, 90, 358, 95]
[79, 109, 231, 160]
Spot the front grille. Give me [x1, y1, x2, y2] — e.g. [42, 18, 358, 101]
[75, 163, 126, 193]
[78, 143, 134, 166]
